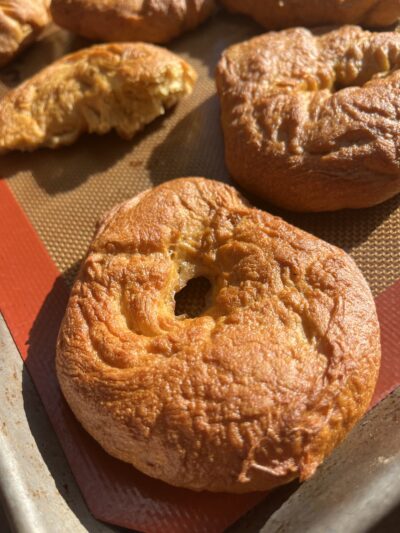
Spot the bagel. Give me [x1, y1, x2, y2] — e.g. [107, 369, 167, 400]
[0, 42, 196, 153]
[219, 0, 400, 29]
[56, 177, 381, 493]
[216, 26, 400, 212]
[0, 0, 50, 67]
[51, 0, 216, 44]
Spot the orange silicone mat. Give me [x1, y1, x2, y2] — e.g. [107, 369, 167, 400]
[0, 181, 399, 533]
[0, 10, 399, 533]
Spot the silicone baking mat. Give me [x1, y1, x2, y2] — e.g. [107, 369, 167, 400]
[1, 16, 400, 294]
[0, 12, 399, 533]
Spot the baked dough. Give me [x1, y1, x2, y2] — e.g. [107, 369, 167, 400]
[57, 177, 380, 493]
[51, 0, 216, 43]
[0, 0, 50, 67]
[0, 42, 196, 152]
[220, 0, 400, 29]
[216, 26, 400, 212]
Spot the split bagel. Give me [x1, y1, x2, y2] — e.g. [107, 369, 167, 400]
[0, 42, 196, 153]
[216, 26, 400, 211]
[57, 177, 380, 493]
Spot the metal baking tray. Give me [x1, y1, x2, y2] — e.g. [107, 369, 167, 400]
[0, 312, 399, 532]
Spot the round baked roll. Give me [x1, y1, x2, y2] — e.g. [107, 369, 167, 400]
[216, 26, 400, 212]
[220, 0, 400, 29]
[57, 177, 381, 493]
[0, 42, 196, 152]
[51, 0, 216, 43]
[0, 0, 50, 67]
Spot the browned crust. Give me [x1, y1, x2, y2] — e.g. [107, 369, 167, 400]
[220, 0, 400, 29]
[0, 0, 50, 67]
[216, 25, 400, 212]
[51, 0, 216, 43]
[56, 177, 381, 493]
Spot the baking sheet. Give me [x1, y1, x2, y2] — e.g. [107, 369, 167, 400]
[0, 314, 117, 533]
[0, 10, 400, 533]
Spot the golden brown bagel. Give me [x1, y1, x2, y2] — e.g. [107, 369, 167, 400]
[51, 0, 216, 44]
[0, 42, 196, 152]
[0, 0, 50, 67]
[57, 177, 380, 493]
[219, 0, 400, 29]
[216, 26, 400, 212]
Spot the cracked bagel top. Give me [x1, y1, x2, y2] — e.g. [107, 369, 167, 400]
[56, 177, 380, 492]
[51, 0, 216, 43]
[216, 26, 400, 211]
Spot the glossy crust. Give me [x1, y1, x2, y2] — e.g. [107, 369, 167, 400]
[0, 0, 50, 67]
[51, 0, 216, 43]
[57, 177, 381, 493]
[219, 0, 400, 29]
[216, 26, 400, 212]
[0, 42, 196, 152]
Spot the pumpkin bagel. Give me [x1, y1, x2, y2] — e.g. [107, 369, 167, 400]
[220, 0, 400, 30]
[57, 178, 380, 492]
[216, 26, 400, 212]
[51, 0, 216, 44]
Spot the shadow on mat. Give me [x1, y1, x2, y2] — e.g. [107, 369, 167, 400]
[367, 502, 400, 533]
[0, 109, 176, 195]
[147, 94, 229, 185]
[0, 27, 89, 89]
[168, 11, 261, 76]
[0, 133, 133, 194]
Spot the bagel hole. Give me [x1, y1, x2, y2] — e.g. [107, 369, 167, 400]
[174, 276, 212, 318]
